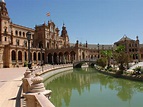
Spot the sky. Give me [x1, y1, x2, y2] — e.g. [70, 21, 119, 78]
[5, 0, 143, 44]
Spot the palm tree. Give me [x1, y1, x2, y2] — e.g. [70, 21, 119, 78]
[100, 50, 113, 68]
[113, 45, 129, 72]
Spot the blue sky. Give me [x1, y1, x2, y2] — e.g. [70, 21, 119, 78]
[5, 0, 143, 44]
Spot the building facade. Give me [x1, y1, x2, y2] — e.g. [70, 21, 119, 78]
[0, 0, 143, 68]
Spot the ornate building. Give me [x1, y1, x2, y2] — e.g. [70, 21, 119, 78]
[0, 0, 97, 68]
[114, 35, 140, 61]
[0, 0, 143, 68]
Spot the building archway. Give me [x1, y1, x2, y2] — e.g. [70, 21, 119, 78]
[82, 52, 85, 60]
[59, 52, 63, 64]
[33, 52, 36, 61]
[70, 51, 76, 62]
[11, 50, 16, 61]
[18, 51, 22, 61]
[48, 53, 52, 64]
[64, 51, 69, 63]
[53, 53, 57, 64]
[38, 52, 41, 61]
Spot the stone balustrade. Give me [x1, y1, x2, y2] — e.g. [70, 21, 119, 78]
[22, 64, 73, 107]
[22, 68, 54, 107]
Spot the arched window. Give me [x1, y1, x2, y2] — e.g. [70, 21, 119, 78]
[47, 42, 49, 49]
[15, 30, 18, 36]
[5, 37, 6, 41]
[18, 51, 22, 61]
[19, 31, 21, 36]
[23, 32, 25, 37]
[38, 52, 41, 60]
[11, 50, 16, 61]
[33, 52, 36, 61]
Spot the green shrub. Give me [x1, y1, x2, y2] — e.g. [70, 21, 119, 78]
[133, 66, 141, 72]
[24, 61, 28, 67]
[108, 67, 112, 71]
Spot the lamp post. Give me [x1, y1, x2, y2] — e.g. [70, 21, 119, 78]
[97, 43, 99, 58]
[26, 31, 31, 69]
[40, 43, 43, 72]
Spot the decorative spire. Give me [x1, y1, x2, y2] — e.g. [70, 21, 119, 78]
[136, 36, 139, 40]
[86, 41, 88, 47]
[123, 34, 127, 38]
[61, 23, 67, 37]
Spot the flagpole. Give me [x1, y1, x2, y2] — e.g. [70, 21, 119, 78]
[46, 12, 51, 21]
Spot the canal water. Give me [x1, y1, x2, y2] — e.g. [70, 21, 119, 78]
[44, 67, 143, 107]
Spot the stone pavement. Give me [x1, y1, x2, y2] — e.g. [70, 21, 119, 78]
[0, 67, 27, 107]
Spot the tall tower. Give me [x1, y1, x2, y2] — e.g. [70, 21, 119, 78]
[61, 23, 69, 47]
[0, 0, 11, 44]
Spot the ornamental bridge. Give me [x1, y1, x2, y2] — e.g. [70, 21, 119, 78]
[73, 58, 97, 68]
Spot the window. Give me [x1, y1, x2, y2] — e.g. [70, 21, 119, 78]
[23, 32, 25, 37]
[31, 42, 33, 48]
[18, 51, 22, 61]
[11, 50, 16, 61]
[16, 39, 20, 46]
[15, 30, 18, 36]
[4, 28, 7, 35]
[19, 31, 21, 36]
[24, 40, 27, 47]
[5, 37, 6, 41]
[47, 42, 49, 49]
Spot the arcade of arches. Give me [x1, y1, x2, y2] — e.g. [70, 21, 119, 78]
[9, 49, 77, 67]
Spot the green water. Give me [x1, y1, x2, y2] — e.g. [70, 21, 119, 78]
[44, 68, 143, 107]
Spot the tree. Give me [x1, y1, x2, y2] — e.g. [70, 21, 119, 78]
[113, 45, 129, 72]
[100, 50, 113, 68]
[96, 57, 107, 68]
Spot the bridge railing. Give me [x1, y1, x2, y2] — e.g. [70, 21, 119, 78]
[73, 58, 97, 63]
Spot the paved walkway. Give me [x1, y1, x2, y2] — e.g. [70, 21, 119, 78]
[0, 64, 72, 107]
[0, 67, 27, 107]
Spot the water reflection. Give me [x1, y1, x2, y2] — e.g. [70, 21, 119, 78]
[44, 67, 143, 107]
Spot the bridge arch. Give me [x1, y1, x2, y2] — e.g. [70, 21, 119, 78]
[73, 59, 97, 68]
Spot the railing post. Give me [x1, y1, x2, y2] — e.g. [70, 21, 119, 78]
[23, 73, 53, 107]
[22, 69, 32, 93]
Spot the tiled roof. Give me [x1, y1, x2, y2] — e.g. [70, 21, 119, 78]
[118, 36, 133, 42]
[69, 43, 114, 50]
